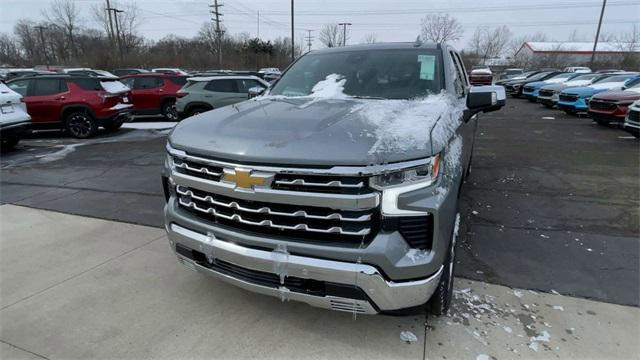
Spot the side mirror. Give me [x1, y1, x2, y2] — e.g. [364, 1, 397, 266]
[248, 86, 266, 99]
[467, 85, 506, 114]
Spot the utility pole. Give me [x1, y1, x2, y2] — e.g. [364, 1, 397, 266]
[590, 0, 607, 68]
[34, 25, 50, 65]
[338, 22, 352, 46]
[257, 10, 260, 38]
[105, 0, 115, 41]
[290, 0, 295, 62]
[209, 0, 224, 69]
[107, 7, 124, 63]
[305, 30, 314, 53]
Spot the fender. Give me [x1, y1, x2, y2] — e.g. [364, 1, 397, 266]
[60, 103, 96, 123]
[184, 101, 214, 113]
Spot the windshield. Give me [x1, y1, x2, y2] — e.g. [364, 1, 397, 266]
[598, 74, 637, 83]
[571, 74, 598, 81]
[269, 48, 444, 100]
[550, 73, 574, 80]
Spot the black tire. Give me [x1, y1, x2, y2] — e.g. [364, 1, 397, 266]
[564, 110, 577, 115]
[65, 111, 98, 139]
[161, 102, 178, 121]
[103, 120, 123, 132]
[428, 212, 460, 316]
[1, 135, 19, 151]
[595, 118, 610, 126]
[189, 106, 209, 117]
[542, 103, 554, 109]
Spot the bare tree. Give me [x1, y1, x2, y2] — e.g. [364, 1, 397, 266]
[612, 24, 640, 68]
[43, 0, 80, 59]
[91, 1, 141, 54]
[318, 23, 344, 48]
[361, 33, 378, 44]
[468, 26, 512, 64]
[420, 14, 463, 43]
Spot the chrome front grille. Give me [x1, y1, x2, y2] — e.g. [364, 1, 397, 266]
[177, 185, 377, 243]
[167, 146, 381, 245]
[628, 109, 639, 123]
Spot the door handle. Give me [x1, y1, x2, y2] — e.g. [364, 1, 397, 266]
[56, 96, 65, 100]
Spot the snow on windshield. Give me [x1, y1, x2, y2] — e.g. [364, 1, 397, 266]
[101, 80, 130, 94]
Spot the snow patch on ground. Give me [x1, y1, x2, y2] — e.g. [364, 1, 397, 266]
[399, 330, 418, 343]
[122, 122, 178, 130]
[36, 143, 85, 163]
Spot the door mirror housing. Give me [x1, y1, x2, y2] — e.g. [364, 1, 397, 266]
[467, 85, 506, 114]
[248, 86, 266, 99]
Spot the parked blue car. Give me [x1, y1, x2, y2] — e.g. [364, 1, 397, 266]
[522, 73, 580, 102]
[557, 73, 640, 114]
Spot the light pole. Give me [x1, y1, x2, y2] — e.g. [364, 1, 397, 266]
[338, 22, 352, 46]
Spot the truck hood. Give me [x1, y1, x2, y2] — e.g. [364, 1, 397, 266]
[169, 94, 463, 166]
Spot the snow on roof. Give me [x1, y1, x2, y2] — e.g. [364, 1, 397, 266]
[520, 42, 638, 54]
[187, 75, 263, 82]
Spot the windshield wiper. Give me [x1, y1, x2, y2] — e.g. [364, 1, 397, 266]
[350, 95, 386, 100]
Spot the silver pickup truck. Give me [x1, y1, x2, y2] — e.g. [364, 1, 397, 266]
[162, 42, 505, 315]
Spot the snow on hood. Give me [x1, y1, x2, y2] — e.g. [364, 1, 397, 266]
[101, 80, 130, 94]
[260, 73, 464, 156]
[564, 79, 592, 87]
[350, 92, 464, 155]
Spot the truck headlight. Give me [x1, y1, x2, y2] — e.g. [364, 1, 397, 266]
[371, 155, 441, 216]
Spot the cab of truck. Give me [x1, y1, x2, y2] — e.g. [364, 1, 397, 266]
[162, 42, 505, 315]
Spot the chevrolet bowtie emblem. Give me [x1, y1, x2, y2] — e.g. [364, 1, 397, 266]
[222, 168, 272, 190]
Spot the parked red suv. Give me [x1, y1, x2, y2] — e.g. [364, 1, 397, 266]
[120, 73, 187, 121]
[588, 82, 640, 126]
[6, 75, 132, 138]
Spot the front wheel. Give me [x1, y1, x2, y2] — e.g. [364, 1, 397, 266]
[428, 212, 460, 316]
[595, 118, 611, 126]
[1, 135, 19, 151]
[161, 102, 178, 121]
[65, 111, 98, 138]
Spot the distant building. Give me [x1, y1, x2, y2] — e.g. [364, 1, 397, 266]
[514, 42, 639, 66]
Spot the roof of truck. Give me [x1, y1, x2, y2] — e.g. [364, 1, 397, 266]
[311, 42, 442, 54]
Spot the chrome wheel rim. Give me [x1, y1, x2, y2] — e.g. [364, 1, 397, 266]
[165, 106, 177, 120]
[68, 114, 92, 137]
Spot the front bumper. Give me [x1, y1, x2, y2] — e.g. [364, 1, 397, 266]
[624, 111, 640, 132]
[558, 98, 588, 111]
[0, 120, 31, 138]
[96, 109, 132, 126]
[166, 222, 443, 314]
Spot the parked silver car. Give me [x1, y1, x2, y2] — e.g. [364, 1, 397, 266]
[175, 76, 269, 118]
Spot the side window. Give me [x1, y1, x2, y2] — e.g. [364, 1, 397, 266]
[120, 77, 135, 88]
[237, 79, 265, 93]
[204, 79, 238, 93]
[135, 77, 161, 89]
[169, 77, 187, 86]
[449, 51, 466, 97]
[454, 52, 469, 87]
[7, 79, 31, 96]
[33, 79, 63, 96]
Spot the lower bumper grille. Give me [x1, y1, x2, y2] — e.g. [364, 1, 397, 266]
[629, 110, 639, 122]
[539, 90, 554, 97]
[175, 243, 369, 301]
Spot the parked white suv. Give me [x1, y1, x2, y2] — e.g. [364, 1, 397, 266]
[0, 82, 31, 150]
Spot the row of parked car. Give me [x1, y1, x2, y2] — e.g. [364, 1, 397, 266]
[0, 67, 277, 148]
[495, 69, 640, 138]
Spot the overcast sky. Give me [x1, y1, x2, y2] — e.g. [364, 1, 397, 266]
[1, 0, 638, 49]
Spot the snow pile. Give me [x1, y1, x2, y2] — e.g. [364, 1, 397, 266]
[352, 93, 464, 155]
[309, 73, 348, 99]
[101, 80, 130, 94]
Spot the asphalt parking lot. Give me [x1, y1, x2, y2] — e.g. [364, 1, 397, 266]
[1, 100, 638, 306]
[1, 100, 639, 359]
